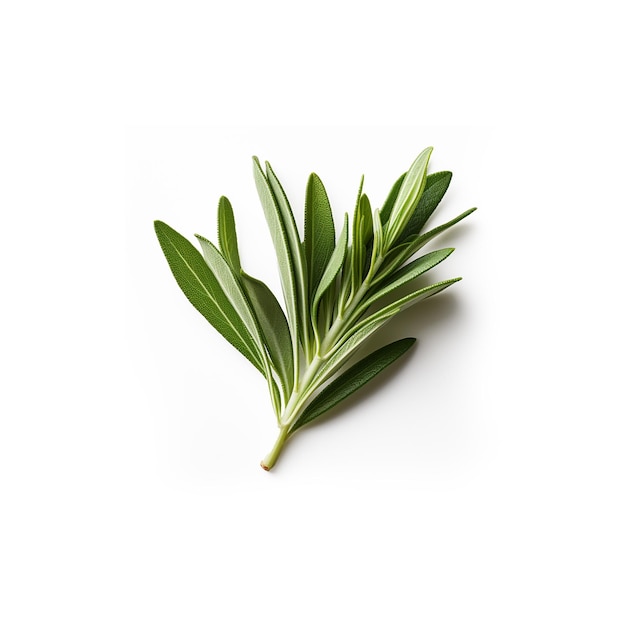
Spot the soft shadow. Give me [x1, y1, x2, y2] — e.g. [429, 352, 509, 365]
[288, 289, 463, 439]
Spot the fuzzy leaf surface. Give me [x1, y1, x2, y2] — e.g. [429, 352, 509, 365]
[252, 158, 301, 365]
[384, 147, 433, 248]
[361, 248, 455, 313]
[217, 196, 241, 273]
[154, 220, 264, 373]
[264, 160, 309, 349]
[304, 173, 335, 297]
[241, 272, 294, 396]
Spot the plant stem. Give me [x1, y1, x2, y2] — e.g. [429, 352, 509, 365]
[260, 426, 290, 471]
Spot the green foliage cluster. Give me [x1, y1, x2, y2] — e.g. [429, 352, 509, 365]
[155, 148, 475, 469]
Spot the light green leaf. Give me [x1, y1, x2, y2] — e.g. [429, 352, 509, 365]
[318, 279, 460, 381]
[217, 196, 241, 273]
[387, 208, 476, 272]
[304, 173, 335, 297]
[361, 248, 455, 313]
[252, 157, 301, 374]
[195, 234, 267, 362]
[379, 172, 406, 225]
[264, 160, 309, 350]
[396, 171, 452, 242]
[241, 272, 294, 397]
[291, 338, 416, 431]
[154, 220, 264, 373]
[384, 147, 433, 249]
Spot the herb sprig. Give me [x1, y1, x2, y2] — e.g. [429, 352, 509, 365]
[154, 148, 475, 470]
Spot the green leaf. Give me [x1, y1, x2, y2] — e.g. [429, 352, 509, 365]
[154, 220, 264, 373]
[384, 147, 433, 249]
[351, 192, 373, 295]
[241, 272, 294, 397]
[361, 248, 455, 313]
[291, 338, 416, 431]
[397, 171, 452, 242]
[252, 157, 302, 372]
[317, 279, 460, 381]
[195, 234, 266, 358]
[263, 160, 309, 350]
[217, 196, 241, 273]
[304, 173, 335, 297]
[379, 172, 406, 225]
[311, 213, 349, 324]
[388, 208, 476, 272]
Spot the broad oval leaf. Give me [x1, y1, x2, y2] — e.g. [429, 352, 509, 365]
[291, 338, 416, 431]
[304, 172, 335, 297]
[154, 220, 264, 373]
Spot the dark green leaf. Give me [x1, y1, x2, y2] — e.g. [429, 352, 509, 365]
[304, 173, 335, 297]
[312, 214, 349, 321]
[241, 272, 294, 396]
[379, 172, 406, 225]
[217, 196, 241, 273]
[154, 220, 264, 373]
[291, 338, 416, 431]
[364, 248, 455, 310]
[397, 171, 452, 242]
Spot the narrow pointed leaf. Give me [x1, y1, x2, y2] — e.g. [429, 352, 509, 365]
[379, 172, 406, 225]
[312, 213, 349, 319]
[391, 208, 476, 271]
[362, 248, 455, 311]
[399, 170, 452, 240]
[264, 160, 309, 347]
[252, 157, 301, 370]
[241, 272, 294, 396]
[195, 234, 266, 358]
[154, 220, 264, 373]
[304, 172, 335, 296]
[217, 196, 241, 273]
[291, 338, 416, 431]
[384, 147, 433, 249]
[319, 279, 460, 381]
[351, 192, 372, 294]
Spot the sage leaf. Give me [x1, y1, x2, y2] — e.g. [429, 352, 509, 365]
[217, 195, 241, 273]
[154, 220, 264, 373]
[241, 272, 294, 397]
[304, 173, 335, 297]
[397, 171, 452, 242]
[384, 147, 432, 249]
[291, 338, 416, 431]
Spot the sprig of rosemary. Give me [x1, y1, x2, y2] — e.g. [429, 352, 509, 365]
[154, 148, 475, 470]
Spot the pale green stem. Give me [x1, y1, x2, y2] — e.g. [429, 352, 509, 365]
[260, 426, 290, 471]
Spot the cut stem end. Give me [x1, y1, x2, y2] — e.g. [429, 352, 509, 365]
[260, 426, 290, 471]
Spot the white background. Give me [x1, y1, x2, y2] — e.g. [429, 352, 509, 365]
[2, 2, 625, 625]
